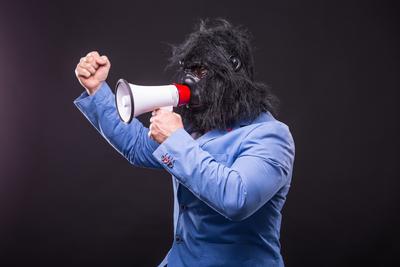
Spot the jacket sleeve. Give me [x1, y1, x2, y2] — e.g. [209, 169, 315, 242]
[73, 82, 162, 169]
[152, 122, 295, 221]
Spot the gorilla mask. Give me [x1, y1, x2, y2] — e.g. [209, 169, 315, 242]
[168, 19, 279, 134]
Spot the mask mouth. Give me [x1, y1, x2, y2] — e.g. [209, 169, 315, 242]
[181, 72, 205, 111]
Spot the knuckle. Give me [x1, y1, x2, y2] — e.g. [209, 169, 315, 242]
[87, 51, 97, 57]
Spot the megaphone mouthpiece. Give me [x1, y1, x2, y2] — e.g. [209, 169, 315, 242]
[174, 83, 191, 106]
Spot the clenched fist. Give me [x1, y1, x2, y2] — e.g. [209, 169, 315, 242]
[75, 51, 111, 95]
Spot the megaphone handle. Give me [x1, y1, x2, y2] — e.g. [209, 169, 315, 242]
[159, 106, 173, 112]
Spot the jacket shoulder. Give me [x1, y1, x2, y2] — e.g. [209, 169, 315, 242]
[245, 113, 294, 143]
[239, 115, 295, 173]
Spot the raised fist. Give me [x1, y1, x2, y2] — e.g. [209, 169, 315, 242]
[75, 51, 111, 95]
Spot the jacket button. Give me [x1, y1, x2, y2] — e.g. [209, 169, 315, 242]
[180, 204, 187, 211]
[175, 235, 182, 243]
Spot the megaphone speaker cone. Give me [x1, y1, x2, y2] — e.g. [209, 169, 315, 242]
[115, 79, 134, 123]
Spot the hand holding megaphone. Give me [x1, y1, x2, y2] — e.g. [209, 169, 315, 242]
[148, 108, 184, 144]
[75, 51, 111, 95]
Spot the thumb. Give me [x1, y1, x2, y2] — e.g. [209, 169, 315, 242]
[96, 55, 108, 65]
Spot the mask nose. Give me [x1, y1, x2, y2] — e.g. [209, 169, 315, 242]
[182, 72, 199, 86]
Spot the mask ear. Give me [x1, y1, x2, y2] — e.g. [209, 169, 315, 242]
[229, 56, 241, 71]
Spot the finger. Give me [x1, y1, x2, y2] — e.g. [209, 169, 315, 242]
[156, 108, 170, 114]
[86, 51, 100, 58]
[150, 116, 155, 123]
[96, 55, 109, 66]
[152, 108, 163, 116]
[85, 56, 99, 69]
[76, 66, 91, 78]
[148, 124, 155, 139]
[174, 112, 182, 119]
[150, 123, 160, 134]
[79, 62, 96, 74]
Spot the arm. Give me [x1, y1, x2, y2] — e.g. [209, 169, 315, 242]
[152, 123, 295, 221]
[74, 82, 162, 169]
[74, 51, 161, 169]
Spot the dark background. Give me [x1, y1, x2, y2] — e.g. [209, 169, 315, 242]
[0, 0, 399, 266]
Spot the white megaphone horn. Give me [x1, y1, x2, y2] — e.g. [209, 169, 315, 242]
[115, 79, 191, 123]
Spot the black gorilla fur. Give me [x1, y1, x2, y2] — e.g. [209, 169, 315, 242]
[169, 19, 279, 134]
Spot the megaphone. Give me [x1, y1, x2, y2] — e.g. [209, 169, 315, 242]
[115, 79, 191, 123]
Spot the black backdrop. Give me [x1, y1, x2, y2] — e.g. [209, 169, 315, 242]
[1, 0, 399, 266]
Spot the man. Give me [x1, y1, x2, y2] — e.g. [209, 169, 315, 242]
[74, 19, 295, 267]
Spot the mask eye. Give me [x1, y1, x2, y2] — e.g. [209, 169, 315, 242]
[229, 56, 241, 71]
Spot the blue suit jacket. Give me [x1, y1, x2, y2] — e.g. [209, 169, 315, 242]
[74, 82, 295, 267]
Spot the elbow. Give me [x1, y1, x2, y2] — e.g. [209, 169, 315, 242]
[221, 172, 250, 222]
[224, 207, 249, 222]
[223, 198, 251, 221]
[126, 146, 139, 166]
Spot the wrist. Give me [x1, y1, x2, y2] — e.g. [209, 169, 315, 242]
[168, 126, 184, 138]
[86, 82, 103, 96]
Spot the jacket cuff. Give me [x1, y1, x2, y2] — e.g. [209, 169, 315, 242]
[73, 82, 114, 122]
[152, 128, 194, 179]
[73, 82, 113, 108]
